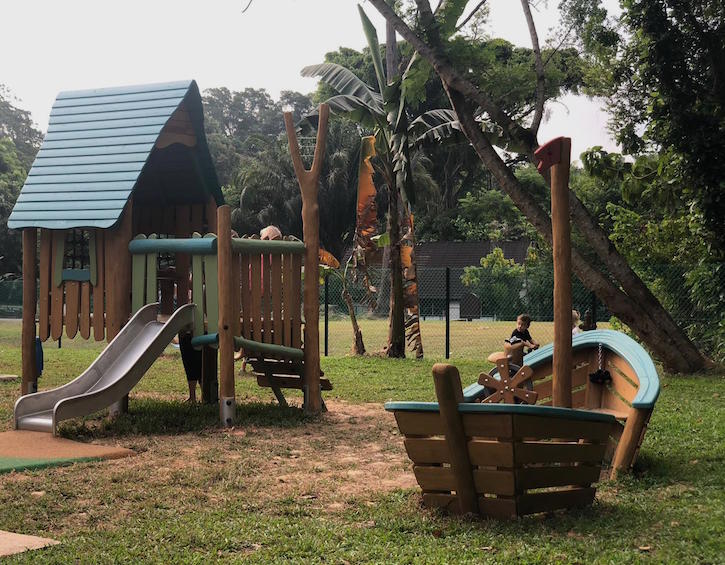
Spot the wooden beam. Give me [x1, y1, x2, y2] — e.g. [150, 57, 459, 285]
[217, 205, 235, 426]
[21, 229, 37, 395]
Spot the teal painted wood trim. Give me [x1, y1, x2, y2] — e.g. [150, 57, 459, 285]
[18, 191, 132, 202]
[52, 233, 64, 287]
[523, 330, 660, 408]
[233, 336, 304, 361]
[28, 162, 145, 175]
[55, 82, 191, 101]
[145, 235, 158, 308]
[50, 107, 182, 125]
[32, 153, 149, 167]
[50, 99, 181, 118]
[384, 401, 617, 424]
[88, 231, 97, 286]
[231, 238, 305, 255]
[15, 200, 128, 212]
[61, 269, 90, 282]
[47, 116, 169, 133]
[203, 234, 219, 334]
[131, 235, 147, 314]
[462, 382, 487, 402]
[52, 89, 188, 108]
[129, 237, 217, 255]
[44, 125, 165, 142]
[18, 181, 134, 193]
[9, 218, 119, 230]
[40, 134, 159, 149]
[10, 210, 121, 221]
[191, 333, 219, 348]
[25, 172, 139, 184]
[191, 236, 204, 342]
[36, 143, 155, 158]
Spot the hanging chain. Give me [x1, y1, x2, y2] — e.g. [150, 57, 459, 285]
[598, 342, 603, 370]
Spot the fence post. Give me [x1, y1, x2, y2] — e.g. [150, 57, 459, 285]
[324, 273, 329, 357]
[445, 267, 450, 359]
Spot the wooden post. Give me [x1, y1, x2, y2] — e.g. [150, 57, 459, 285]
[535, 137, 572, 408]
[432, 363, 479, 515]
[105, 202, 133, 341]
[611, 407, 651, 478]
[284, 104, 328, 414]
[217, 205, 235, 426]
[21, 229, 38, 395]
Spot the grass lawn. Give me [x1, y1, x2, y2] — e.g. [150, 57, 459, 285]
[0, 319, 722, 563]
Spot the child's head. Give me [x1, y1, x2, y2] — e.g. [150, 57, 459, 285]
[516, 314, 532, 331]
[572, 309, 580, 326]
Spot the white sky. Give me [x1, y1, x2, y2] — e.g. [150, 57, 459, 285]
[2, 0, 618, 160]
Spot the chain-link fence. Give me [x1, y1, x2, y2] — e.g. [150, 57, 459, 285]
[2, 261, 721, 362]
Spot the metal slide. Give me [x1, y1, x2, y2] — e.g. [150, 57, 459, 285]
[14, 303, 195, 435]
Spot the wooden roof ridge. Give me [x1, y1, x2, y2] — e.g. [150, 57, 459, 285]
[8, 80, 222, 230]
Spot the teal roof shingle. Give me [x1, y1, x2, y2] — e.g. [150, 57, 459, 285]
[8, 80, 222, 230]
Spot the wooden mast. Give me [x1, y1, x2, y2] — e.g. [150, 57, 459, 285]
[535, 137, 573, 407]
[283, 104, 329, 414]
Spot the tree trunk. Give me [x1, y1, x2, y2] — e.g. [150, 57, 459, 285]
[343, 285, 366, 355]
[387, 184, 406, 357]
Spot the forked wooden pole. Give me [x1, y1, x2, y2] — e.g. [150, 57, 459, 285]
[283, 104, 329, 414]
[535, 137, 573, 407]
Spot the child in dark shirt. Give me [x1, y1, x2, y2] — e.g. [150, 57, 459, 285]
[507, 313, 540, 352]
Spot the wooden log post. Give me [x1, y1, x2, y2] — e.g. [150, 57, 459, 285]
[284, 104, 329, 414]
[217, 205, 235, 426]
[432, 363, 479, 515]
[536, 137, 573, 408]
[21, 229, 38, 395]
[611, 407, 652, 478]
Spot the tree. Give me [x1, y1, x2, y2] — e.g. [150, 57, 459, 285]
[0, 85, 42, 170]
[367, 0, 711, 372]
[560, 0, 725, 261]
[0, 138, 26, 275]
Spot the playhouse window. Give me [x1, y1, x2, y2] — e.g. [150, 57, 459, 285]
[61, 229, 93, 282]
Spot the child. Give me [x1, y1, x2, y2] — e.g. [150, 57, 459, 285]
[572, 309, 582, 336]
[507, 313, 540, 351]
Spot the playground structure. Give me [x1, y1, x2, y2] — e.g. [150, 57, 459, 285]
[385, 137, 660, 517]
[8, 81, 330, 434]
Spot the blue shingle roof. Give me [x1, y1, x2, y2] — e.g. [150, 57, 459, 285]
[8, 80, 221, 230]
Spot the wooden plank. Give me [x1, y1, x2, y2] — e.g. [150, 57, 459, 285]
[63, 281, 79, 338]
[606, 361, 639, 403]
[516, 487, 596, 516]
[535, 365, 588, 400]
[282, 252, 292, 346]
[50, 231, 65, 341]
[175, 205, 191, 304]
[190, 204, 203, 233]
[250, 253, 262, 342]
[472, 469, 516, 496]
[162, 206, 175, 236]
[404, 438, 449, 464]
[422, 493, 460, 513]
[611, 407, 650, 478]
[461, 414, 513, 439]
[515, 441, 607, 465]
[191, 248, 204, 340]
[394, 411, 444, 437]
[38, 229, 52, 341]
[105, 204, 132, 340]
[21, 229, 37, 395]
[467, 440, 515, 467]
[413, 465, 455, 492]
[516, 465, 601, 490]
[145, 240, 158, 309]
[80, 282, 91, 339]
[290, 253, 302, 349]
[232, 252, 241, 339]
[131, 237, 146, 314]
[205, 197, 218, 234]
[240, 254, 250, 339]
[203, 237, 219, 334]
[602, 385, 632, 415]
[606, 354, 640, 387]
[256, 374, 332, 391]
[513, 415, 611, 442]
[262, 253, 271, 343]
[271, 254, 283, 345]
[477, 496, 518, 519]
[93, 230, 105, 341]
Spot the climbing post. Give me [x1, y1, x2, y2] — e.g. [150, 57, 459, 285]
[284, 104, 329, 414]
[217, 205, 235, 426]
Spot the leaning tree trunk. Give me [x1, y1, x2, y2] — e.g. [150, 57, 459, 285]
[446, 89, 710, 373]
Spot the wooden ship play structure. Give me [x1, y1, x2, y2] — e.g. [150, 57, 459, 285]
[385, 137, 661, 518]
[9, 81, 331, 434]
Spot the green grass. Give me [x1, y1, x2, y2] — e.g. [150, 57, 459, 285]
[0, 320, 723, 563]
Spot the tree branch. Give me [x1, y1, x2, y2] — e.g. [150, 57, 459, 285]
[368, 0, 537, 158]
[520, 0, 545, 135]
[455, 0, 488, 33]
